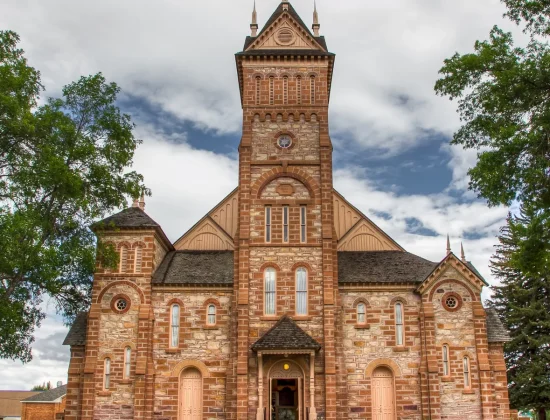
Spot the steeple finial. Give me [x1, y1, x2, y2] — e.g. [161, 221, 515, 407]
[138, 194, 146, 211]
[282, 0, 289, 11]
[312, 0, 320, 36]
[461, 242, 466, 262]
[250, 1, 258, 37]
[132, 197, 139, 208]
[446, 234, 451, 255]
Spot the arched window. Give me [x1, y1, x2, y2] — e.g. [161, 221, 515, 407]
[310, 76, 315, 104]
[296, 76, 302, 105]
[134, 246, 143, 273]
[170, 304, 180, 348]
[103, 358, 111, 390]
[283, 206, 289, 243]
[269, 76, 274, 105]
[124, 347, 131, 379]
[357, 303, 366, 325]
[265, 206, 272, 243]
[255, 76, 261, 105]
[463, 356, 471, 389]
[300, 206, 307, 243]
[283, 76, 288, 104]
[295, 268, 308, 315]
[119, 245, 128, 273]
[207, 304, 216, 325]
[395, 302, 404, 346]
[264, 268, 276, 315]
[442, 345, 450, 376]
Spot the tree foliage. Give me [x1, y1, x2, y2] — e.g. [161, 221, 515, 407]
[0, 30, 146, 362]
[31, 381, 52, 391]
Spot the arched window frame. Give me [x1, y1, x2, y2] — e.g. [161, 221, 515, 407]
[264, 267, 277, 316]
[103, 357, 111, 390]
[170, 304, 181, 348]
[134, 246, 143, 273]
[463, 356, 471, 390]
[442, 345, 450, 377]
[119, 245, 128, 273]
[124, 347, 132, 379]
[295, 267, 308, 316]
[207, 304, 216, 326]
[395, 301, 404, 346]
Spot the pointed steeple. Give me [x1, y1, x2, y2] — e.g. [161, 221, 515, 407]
[138, 194, 146, 211]
[446, 234, 451, 256]
[250, 1, 258, 37]
[461, 242, 466, 262]
[312, 0, 320, 36]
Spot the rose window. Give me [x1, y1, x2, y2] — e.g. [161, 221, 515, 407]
[115, 298, 128, 312]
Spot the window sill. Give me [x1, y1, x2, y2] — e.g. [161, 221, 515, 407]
[203, 325, 219, 330]
[392, 346, 409, 352]
[97, 391, 112, 397]
[119, 379, 132, 385]
[293, 316, 312, 321]
[462, 389, 475, 395]
[260, 316, 280, 321]
[355, 324, 370, 330]
[165, 348, 181, 354]
[441, 376, 453, 382]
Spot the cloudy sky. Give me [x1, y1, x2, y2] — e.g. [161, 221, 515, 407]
[1, 0, 519, 390]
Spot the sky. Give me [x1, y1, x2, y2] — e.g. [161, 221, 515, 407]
[0, 0, 520, 390]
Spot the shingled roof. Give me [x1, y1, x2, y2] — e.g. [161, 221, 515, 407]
[63, 312, 88, 346]
[21, 385, 67, 402]
[91, 207, 160, 230]
[486, 307, 511, 343]
[338, 251, 437, 284]
[251, 316, 321, 351]
[152, 251, 234, 286]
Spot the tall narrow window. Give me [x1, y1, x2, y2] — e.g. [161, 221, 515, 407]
[296, 268, 308, 315]
[207, 304, 216, 325]
[463, 356, 471, 389]
[442, 345, 450, 376]
[296, 76, 302, 105]
[269, 76, 274, 105]
[395, 302, 404, 346]
[104, 358, 111, 390]
[119, 246, 128, 273]
[283, 206, 289, 243]
[310, 76, 315, 104]
[124, 347, 131, 379]
[300, 206, 307, 243]
[283, 76, 288, 104]
[255, 76, 261, 105]
[264, 268, 276, 315]
[357, 303, 366, 324]
[170, 304, 180, 348]
[134, 246, 143, 273]
[265, 206, 272, 243]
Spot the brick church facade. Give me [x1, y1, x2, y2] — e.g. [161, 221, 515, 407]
[62, 2, 514, 420]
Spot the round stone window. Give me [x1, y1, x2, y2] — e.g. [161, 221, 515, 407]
[277, 134, 293, 149]
[111, 294, 131, 314]
[442, 292, 462, 312]
[276, 29, 294, 45]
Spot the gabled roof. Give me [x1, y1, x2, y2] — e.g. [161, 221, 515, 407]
[485, 307, 511, 343]
[257, 2, 313, 41]
[63, 312, 88, 346]
[251, 315, 321, 351]
[21, 385, 66, 402]
[338, 251, 437, 284]
[152, 251, 234, 286]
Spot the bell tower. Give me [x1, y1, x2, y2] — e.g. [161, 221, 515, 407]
[234, 2, 338, 420]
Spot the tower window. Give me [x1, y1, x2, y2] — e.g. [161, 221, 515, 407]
[124, 347, 131, 379]
[119, 245, 128, 273]
[395, 302, 404, 346]
[463, 356, 471, 389]
[134, 246, 143, 273]
[310, 76, 315, 104]
[283, 76, 288, 104]
[264, 268, 276, 315]
[296, 76, 302, 105]
[170, 304, 180, 348]
[283, 206, 289, 243]
[295, 267, 308, 315]
[357, 303, 366, 324]
[442, 345, 450, 376]
[103, 358, 111, 390]
[255, 76, 261, 105]
[269, 76, 274, 105]
[300, 206, 307, 243]
[207, 304, 216, 325]
[265, 206, 272, 243]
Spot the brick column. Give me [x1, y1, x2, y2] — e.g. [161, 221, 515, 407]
[80, 305, 100, 420]
[64, 345, 85, 420]
[419, 301, 441, 420]
[489, 343, 511, 420]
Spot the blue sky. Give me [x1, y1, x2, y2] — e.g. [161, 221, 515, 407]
[0, 0, 518, 390]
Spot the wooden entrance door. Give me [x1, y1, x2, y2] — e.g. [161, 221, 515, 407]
[371, 367, 395, 420]
[180, 368, 202, 420]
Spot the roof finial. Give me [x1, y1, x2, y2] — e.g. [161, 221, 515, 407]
[446, 234, 451, 255]
[312, 0, 320, 36]
[132, 197, 139, 208]
[461, 242, 466, 262]
[250, 0, 258, 37]
[282, 0, 289, 11]
[138, 194, 146, 211]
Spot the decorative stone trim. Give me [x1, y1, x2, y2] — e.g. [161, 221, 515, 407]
[365, 358, 402, 377]
[171, 359, 211, 378]
[96, 280, 145, 305]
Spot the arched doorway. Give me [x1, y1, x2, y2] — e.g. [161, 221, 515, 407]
[268, 360, 305, 420]
[371, 366, 395, 420]
[179, 368, 202, 420]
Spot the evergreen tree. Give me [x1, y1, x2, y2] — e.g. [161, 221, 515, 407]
[491, 205, 550, 419]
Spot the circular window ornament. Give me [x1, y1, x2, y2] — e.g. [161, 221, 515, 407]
[276, 29, 294, 46]
[111, 294, 131, 314]
[277, 135, 293, 149]
[442, 292, 462, 312]
[283, 363, 290, 371]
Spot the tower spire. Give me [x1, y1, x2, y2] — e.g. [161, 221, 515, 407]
[250, 1, 258, 37]
[446, 234, 451, 256]
[461, 242, 466, 262]
[312, 0, 320, 36]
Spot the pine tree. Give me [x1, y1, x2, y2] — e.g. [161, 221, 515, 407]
[491, 205, 550, 419]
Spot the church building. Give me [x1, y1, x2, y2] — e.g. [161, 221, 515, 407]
[61, 2, 514, 419]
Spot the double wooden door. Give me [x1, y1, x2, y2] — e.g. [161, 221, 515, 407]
[371, 367, 395, 420]
[180, 368, 202, 420]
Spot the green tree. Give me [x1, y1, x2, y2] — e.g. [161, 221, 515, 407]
[491, 206, 550, 420]
[31, 381, 52, 391]
[0, 30, 147, 362]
